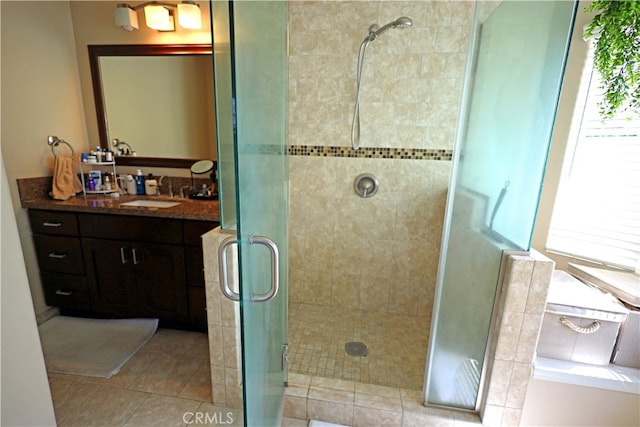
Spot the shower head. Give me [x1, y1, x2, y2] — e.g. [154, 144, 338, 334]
[368, 16, 413, 40]
[392, 16, 413, 29]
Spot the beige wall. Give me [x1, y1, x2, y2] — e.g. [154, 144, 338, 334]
[1, 1, 88, 316]
[288, 1, 473, 319]
[521, 378, 640, 426]
[1, 153, 56, 426]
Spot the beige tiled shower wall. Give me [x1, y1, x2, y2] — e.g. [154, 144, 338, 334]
[289, 156, 450, 318]
[288, 0, 473, 150]
[287, 1, 474, 317]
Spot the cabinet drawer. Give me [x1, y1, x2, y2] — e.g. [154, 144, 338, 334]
[41, 271, 90, 311]
[184, 220, 218, 246]
[33, 235, 85, 275]
[29, 210, 79, 236]
[78, 214, 182, 244]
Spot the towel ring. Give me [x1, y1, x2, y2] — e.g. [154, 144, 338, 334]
[47, 135, 74, 157]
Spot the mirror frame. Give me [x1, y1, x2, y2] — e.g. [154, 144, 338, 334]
[88, 44, 213, 168]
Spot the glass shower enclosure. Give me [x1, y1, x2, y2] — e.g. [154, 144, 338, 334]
[425, 0, 577, 410]
[212, 0, 289, 424]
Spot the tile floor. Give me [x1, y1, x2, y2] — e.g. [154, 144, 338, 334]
[47, 328, 243, 427]
[47, 326, 477, 426]
[288, 303, 429, 390]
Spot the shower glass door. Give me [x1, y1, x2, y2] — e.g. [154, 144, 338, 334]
[425, 0, 576, 410]
[213, 0, 289, 424]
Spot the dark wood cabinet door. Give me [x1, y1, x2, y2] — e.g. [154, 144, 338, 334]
[136, 243, 188, 322]
[188, 286, 207, 327]
[82, 238, 139, 316]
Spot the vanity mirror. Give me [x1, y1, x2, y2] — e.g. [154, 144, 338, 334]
[88, 44, 215, 168]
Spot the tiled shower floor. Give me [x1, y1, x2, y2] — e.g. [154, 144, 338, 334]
[288, 303, 430, 390]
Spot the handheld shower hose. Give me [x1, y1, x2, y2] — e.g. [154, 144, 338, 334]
[351, 17, 413, 150]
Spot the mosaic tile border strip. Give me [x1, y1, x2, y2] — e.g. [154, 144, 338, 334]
[287, 145, 453, 161]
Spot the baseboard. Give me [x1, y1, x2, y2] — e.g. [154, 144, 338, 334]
[36, 307, 59, 325]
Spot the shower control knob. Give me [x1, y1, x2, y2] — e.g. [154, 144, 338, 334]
[354, 173, 379, 198]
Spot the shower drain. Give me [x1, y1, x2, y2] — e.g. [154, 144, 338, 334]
[345, 341, 368, 357]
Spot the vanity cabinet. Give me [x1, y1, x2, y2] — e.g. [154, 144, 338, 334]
[81, 238, 140, 316]
[28, 209, 217, 330]
[29, 210, 91, 311]
[79, 213, 188, 323]
[82, 238, 188, 321]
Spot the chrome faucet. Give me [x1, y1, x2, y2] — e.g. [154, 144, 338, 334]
[179, 185, 192, 198]
[157, 176, 166, 196]
[157, 176, 174, 197]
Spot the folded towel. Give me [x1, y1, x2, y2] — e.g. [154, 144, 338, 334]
[49, 155, 83, 200]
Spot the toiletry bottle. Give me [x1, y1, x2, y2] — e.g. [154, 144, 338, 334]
[135, 169, 145, 195]
[145, 173, 158, 196]
[88, 176, 96, 191]
[126, 175, 137, 195]
[104, 175, 112, 191]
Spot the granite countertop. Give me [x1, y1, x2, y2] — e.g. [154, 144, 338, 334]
[17, 177, 220, 222]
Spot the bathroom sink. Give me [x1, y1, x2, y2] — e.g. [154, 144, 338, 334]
[120, 200, 181, 208]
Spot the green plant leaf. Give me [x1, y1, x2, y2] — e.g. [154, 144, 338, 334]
[584, 0, 640, 119]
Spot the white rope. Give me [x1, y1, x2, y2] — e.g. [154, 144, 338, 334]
[559, 316, 601, 334]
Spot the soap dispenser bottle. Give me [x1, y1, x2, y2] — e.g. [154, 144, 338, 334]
[135, 169, 145, 195]
[145, 173, 158, 196]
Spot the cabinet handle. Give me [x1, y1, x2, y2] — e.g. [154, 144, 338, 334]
[55, 290, 72, 296]
[132, 248, 140, 265]
[48, 253, 67, 259]
[120, 247, 128, 264]
[43, 222, 63, 227]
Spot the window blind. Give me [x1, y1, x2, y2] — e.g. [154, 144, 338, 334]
[546, 44, 640, 272]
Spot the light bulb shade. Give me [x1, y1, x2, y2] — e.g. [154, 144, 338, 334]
[114, 4, 138, 31]
[178, 2, 202, 29]
[144, 5, 173, 31]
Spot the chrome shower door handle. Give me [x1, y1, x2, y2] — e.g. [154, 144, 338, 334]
[218, 236, 240, 301]
[249, 235, 280, 303]
[217, 235, 280, 303]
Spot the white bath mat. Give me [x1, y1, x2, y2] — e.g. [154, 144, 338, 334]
[309, 421, 348, 427]
[38, 316, 158, 378]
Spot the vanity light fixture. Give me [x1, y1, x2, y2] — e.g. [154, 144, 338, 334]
[114, 4, 138, 31]
[114, 1, 202, 32]
[177, 1, 202, 29]
[144, 4, 174, 31]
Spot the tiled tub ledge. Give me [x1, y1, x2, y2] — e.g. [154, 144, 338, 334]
[533, 357, 640, 395]
[284, 373, 482, 427]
